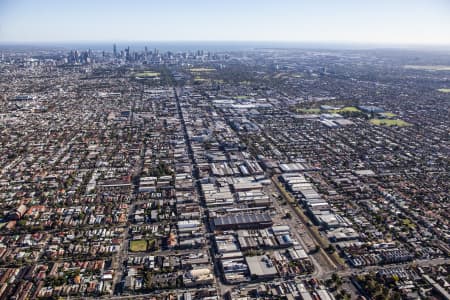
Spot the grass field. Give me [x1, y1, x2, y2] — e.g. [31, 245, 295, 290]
[190, 68, 215, 72]
[296, 106, 360, 114]
[380, 112, 397, 118]
[135, 72, 160, 78]
[130, 240, 147, 252]
[437, 88, 450, 93]
[370, 118, 412, 127]
[404, 65, 450, 71]
[333, 106, 361, 113]
[296, 108, 321, 114]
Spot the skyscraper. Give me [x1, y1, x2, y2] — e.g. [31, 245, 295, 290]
[125, 46, 130, 61]
[113, 44, 117, 58]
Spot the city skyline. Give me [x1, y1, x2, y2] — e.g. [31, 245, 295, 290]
[1, 0, 450, 45]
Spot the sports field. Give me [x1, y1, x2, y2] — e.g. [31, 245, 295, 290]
[370, 118, 411, 127]
[333, 106, 361, 113]
[130, 240, 147, 252]
[190, 68, 215, 72]
[135, 71, 160, 78]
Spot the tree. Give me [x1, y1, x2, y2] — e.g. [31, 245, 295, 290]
[332, 273, 342, 287]
[312, 245, 320, 253]
[326, 244, 336, 254]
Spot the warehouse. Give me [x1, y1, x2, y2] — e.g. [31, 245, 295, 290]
[245, 255, 278, 279]
[213, 213, 273, 230]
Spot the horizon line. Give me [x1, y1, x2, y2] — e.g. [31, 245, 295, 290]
[1, 39, 450, 47]
[1, 40, 450, 53]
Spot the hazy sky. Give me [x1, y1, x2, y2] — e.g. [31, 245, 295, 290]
[0, 0, 449, 44]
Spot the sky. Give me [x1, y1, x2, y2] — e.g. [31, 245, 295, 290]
[0, 0, 449, 45]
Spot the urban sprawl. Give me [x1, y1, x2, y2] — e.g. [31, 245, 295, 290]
[0, 45, 449, 300]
